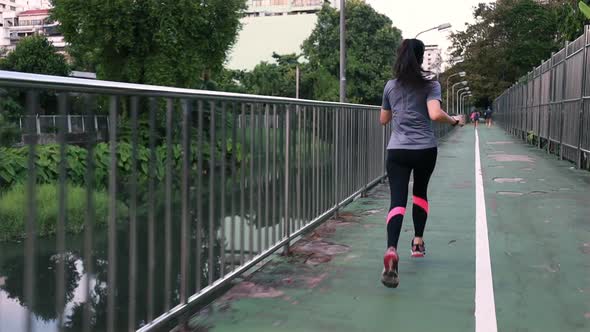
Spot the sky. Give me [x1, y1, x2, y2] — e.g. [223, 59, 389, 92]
[366, 0, 494, 66]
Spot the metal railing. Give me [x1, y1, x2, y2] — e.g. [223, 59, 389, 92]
[18, 115, 109, 135]
[493, 25, 590, 169]
[0, 70, 454, 331]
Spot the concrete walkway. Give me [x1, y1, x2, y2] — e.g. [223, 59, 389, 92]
[179, 126, 590, 332]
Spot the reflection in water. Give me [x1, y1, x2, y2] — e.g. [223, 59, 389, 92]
[0, 170, 311, 330]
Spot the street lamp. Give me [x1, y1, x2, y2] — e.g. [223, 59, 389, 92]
[446, 71, 466, 113]
[460, 92, 472, 115]
[339, 0, 346, 102]
[456, 87, 470, 114]
[415, 23, 452, 38]
[451, 81, 468, 113]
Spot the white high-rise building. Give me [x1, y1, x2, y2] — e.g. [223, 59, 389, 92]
[423, 45, 442, 75]
[0, 1, 23, 14]
[0, 0, 50, 14]
[0, 1, 64, 54]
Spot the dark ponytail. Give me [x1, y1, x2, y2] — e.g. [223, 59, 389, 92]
[394, 39, 430, 88]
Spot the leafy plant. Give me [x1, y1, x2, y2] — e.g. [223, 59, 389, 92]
[0, 139, 242, 190]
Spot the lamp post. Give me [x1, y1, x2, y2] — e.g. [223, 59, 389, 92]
[415, 23, 452, 38]
[460, 92, 471, 115]
[456, 87, 470, 115]
[446, 71, 466, 113]
[339, 0, 346, 103]
[451, 81, 468, 114]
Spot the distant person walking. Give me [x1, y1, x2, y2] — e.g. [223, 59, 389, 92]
[470, 110, 480, 129]
[379, 39, 465, 288]
[484, 107, 493, 127]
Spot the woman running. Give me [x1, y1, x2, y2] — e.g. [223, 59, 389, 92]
[379, 39, 465, 288]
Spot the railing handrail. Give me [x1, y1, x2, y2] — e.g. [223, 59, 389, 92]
[0, 70, 380, 109]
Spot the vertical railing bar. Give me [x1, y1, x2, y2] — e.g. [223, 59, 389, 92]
[327, 108, 331, 208]
[147, 97, 157, 322]
[180, 99, 191, 303]
[351, 109, 355, 193]
[317, 107, 326, 215]
[164, 98, 173, 310]
[278, 106, 284, 243]
[306, 106, 309, 225]
[264, 104, 270, 249]
[209, 100, 216, 284]
[283, 103, 291, 254]
[240, 103, 246, 265]
[230, 102, 238, 271]
[257, 105, 263, 254]
[82, 95, 96, 332]
[312, 106, 317, 217]
[107, 95, 118, 332]
[271, 105, 278, 245]
[24, 91, 39, 332]
[293, 105, 298, 231]
[196, 100, 204, 291]
[334, 107, 339, 217]
[220, 101, 227, 277]
[317, 107, 322, 215]
[128, 96, 139, 331]
[296, 105, 302, 229]
[249, 104, 255, 258]
[56, 92, 67, 332]
[323, 107, 327, 210]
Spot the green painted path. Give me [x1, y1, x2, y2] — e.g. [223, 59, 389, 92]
[179, 126, 590, 332]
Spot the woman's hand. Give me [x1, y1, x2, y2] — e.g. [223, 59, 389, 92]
[452, 115, 465, 127]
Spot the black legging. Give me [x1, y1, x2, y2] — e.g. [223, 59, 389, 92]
[386, 148, 437, 248]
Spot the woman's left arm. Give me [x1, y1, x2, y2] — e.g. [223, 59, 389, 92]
[380, 109, 392, 125]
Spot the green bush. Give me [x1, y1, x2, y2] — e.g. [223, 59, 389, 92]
[0, 139, 243, 191]
[0, 184, 127, 241]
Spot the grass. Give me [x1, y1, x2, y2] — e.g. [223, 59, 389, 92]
[0, 184, 127, 241]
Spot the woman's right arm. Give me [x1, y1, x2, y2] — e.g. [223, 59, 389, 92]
[427, 100, 465, 126]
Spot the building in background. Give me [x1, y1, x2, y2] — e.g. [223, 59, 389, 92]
[228, 0, 338, 70]
[245, 0, 325, 17]
[0, 0, 50, 14]
[0, 1, 65, 55]
[423, 45, 442, 76]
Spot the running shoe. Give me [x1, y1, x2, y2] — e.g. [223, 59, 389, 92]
[411, 239, 426, 257]
[381, 247, 399, 288]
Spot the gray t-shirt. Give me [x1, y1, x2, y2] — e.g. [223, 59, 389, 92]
[382, 79, 441, 150]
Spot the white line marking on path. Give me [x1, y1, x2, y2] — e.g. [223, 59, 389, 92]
[475, 129, 498, 332]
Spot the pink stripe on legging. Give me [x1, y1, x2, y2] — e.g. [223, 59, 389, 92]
[413, 195, 429, 214]
[386, 207, 406, 224]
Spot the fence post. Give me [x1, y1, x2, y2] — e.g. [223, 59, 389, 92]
[67, 114, 72, 133]
[577, 26, 589, 168]
[36, 114, 40, 135]
[560, 40, 569, 160]
[548, 52, 555, 154]
[538, 64, 543, 149]
[334, 107, 339, 218]
[283, 105, 291, 255]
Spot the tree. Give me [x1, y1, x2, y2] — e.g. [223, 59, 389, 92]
[302, 0, 402, 105]
[0, 35, 70, 118]
[549, 0, 590, 43]
[448, 0, 561, 107]
[51, 0, 246, 88]
[239, 53, 301, 98]
[0, 35, 69, 76]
